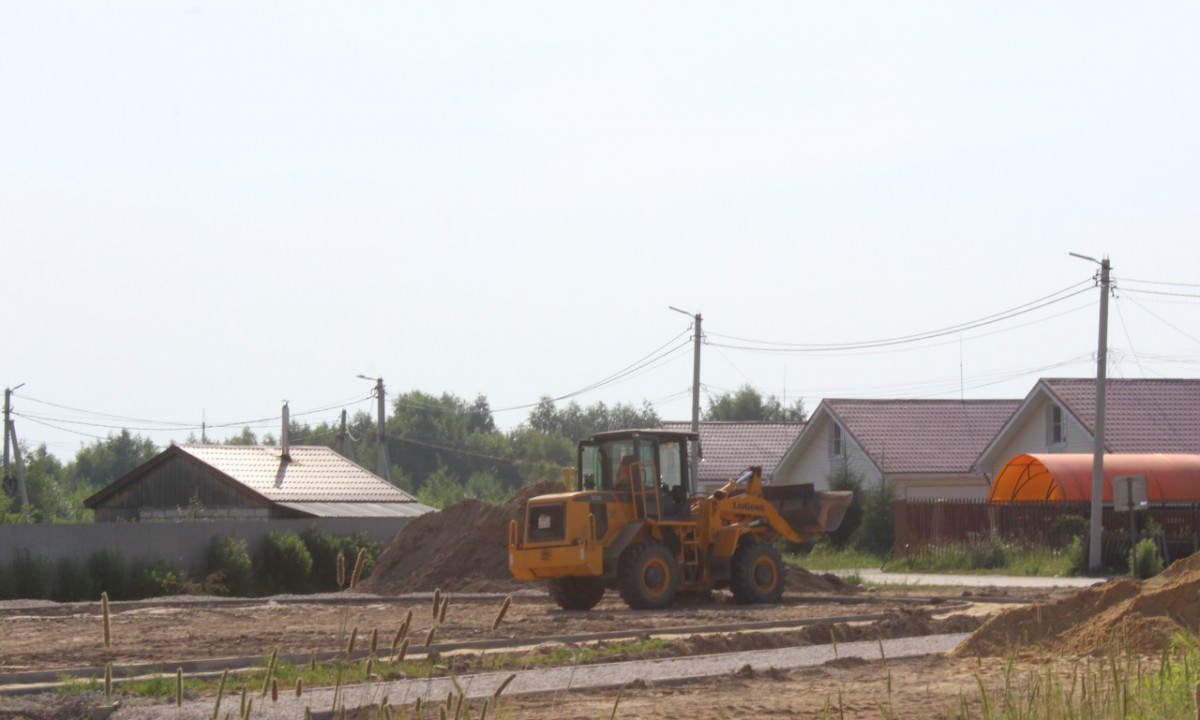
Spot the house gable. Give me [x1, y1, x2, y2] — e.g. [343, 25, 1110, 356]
[777, 398, 1020, 499]
[976, 378, 1200, 477]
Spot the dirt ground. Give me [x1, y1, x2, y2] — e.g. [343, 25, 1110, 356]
[0, 590, 984, 671]
[0, 587, 1033, 720]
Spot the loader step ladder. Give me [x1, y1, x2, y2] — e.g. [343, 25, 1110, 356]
[677, 524, 703, 585]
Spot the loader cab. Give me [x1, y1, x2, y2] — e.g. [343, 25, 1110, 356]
[577, 429, 697, 520]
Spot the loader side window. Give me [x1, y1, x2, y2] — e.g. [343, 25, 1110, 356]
[580, 444, 603, 490]
[659, 442, 683, 494]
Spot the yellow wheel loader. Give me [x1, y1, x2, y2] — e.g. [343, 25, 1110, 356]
[508, 429, 852, 610]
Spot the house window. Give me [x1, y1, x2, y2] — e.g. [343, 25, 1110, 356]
[829, 424, 845, 459]
[1046, 405, 1066, 446]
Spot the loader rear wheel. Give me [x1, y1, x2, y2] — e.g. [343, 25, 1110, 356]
[617, 541, 679, 610]
[730, 540, 784, 605]
[547, 576, 606, 611]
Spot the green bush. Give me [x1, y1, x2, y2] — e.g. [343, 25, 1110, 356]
[87, 551, 128, 600]
[823, 466, 864, 550]
[852, 479, 895, 557]
[1050, 514, 1089, 549]
[302, 528, 381, 592]
[11, 550, 52, 600]
[263, 531, 313, 594]
[52, 557, 92, 602]
[1067, 536, 1089, 576]
[207, 536, 254, 597]
[1129, 537, 1164, 579]
[0, 562, 13, 600]
[967, 537, 1008, 570]
[127, 559, 179, 600]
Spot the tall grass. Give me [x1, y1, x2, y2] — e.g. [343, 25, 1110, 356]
[958, 633, 1200, 719]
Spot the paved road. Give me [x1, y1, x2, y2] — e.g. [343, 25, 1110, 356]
[832, 569, 1109, 589]
[112, 633, 970, 720]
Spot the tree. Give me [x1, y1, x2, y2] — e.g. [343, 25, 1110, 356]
[65, 430, 157, 496]
[524, 397, 661, 442]
[704, 385, 806, 422]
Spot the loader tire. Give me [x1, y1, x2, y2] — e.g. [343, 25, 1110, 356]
[547, 576, 606, 611]
[617, 541, 679, 610]
[730, 540, 784, 605]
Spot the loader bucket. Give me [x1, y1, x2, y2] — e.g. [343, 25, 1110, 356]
[762, 485, 854, 538]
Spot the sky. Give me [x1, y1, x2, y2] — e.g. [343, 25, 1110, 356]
[3, 2, 1198, 461]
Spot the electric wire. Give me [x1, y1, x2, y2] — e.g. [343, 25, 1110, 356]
[705, 279, 1094, 352]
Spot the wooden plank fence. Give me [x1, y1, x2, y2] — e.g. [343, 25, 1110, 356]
[892, 498, 1200, 567]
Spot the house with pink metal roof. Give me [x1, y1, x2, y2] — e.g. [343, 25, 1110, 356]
[85, 444, 433, 522]
[658, 421, 804, 494]
[975, 378, 1200, 479]
[774, 399, 1022, 500]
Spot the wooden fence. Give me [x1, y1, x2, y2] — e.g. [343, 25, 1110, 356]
[892, 498, 1200, 567]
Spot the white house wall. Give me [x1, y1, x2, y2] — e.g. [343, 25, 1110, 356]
[778, 421, 881, 491]
[892, 475, 989, 500]
[979, 395, 1093, 476]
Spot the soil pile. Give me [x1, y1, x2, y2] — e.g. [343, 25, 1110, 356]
[361, 479, 562, 594]
[957, 551, 1200, 657]
[785, 565, 849, 594]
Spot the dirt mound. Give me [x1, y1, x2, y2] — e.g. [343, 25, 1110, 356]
[785, 565, 849, 594]
[956, 552, 1200, 657]
[361, 479, 562, 594]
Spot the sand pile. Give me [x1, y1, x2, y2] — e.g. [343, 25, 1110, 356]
[957, 551, 1200, 657]
[361, 479, 562, 594]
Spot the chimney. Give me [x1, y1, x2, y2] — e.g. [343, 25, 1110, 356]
[281, 401, 291, 462]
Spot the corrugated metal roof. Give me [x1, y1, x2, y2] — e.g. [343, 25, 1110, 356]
[1043, 378, 1200, 453]
[825, 399, 1022, 474]
[178, 444, 419, 504]
[274, 501, 434, 518]
[660, 421, 804, 484]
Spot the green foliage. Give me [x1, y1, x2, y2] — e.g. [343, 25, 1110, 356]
[851, 478, 895, 557]
[417, 467, 466, 509]
[0, 562, 12, 599]
[966, 536, 1009, 570]
[704, 384, 807, 422]
[302, 528, 380, 592]
[1066, 535, 1089, 576]
[10, 550, 52, 599]
[87, 550, 128, 599]
[823, 465, 864, 549]
[1050, 513, 1089, 549]
[66, 429, 157, 496]
[52, 557, 92, 601]
[224, 427, 259, 445]
[527, 396, 661, 442]
[1129, 537, 1164, 579]
[207, 536, 254, 596]
[127, 559, 179, 599]
[262, 531, 313, 593]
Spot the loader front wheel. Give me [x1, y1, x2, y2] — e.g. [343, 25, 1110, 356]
[547, 576, 607, 611]
[730, 540, 784, 605]
[618, 541, 679, 610]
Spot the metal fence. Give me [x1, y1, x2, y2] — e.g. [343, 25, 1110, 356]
[892, 498, 1200, 567]
[0, 517, 410, 578]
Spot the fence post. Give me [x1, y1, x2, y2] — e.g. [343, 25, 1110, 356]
[891, 498, 909, 557]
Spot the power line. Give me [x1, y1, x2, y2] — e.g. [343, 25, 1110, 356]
[706, 279, 1094, 353]
[1118, 277, 1200, 289]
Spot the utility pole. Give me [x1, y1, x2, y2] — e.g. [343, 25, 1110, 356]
[358, 375, 392, 484]
[669, 308, 703, 486]
[4, 385, 29, 512]
[338, 409, 353, 459]
[1071, 253, 1111, 572]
